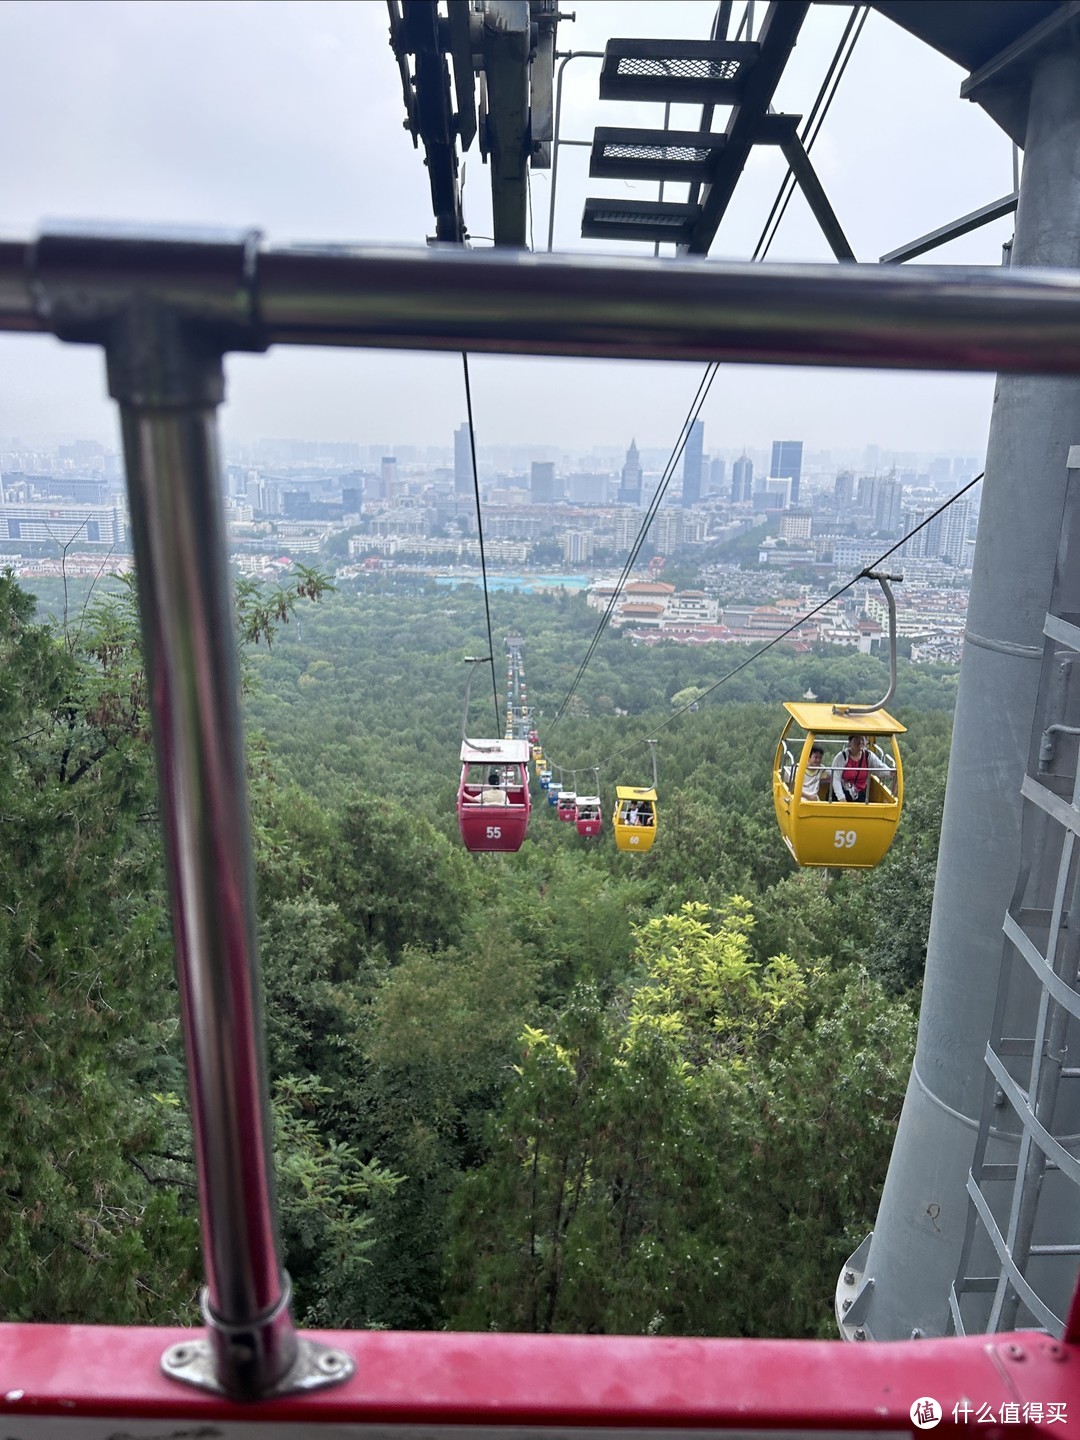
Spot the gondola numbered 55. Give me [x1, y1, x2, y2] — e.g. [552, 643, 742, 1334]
[458, 739, 531, 852]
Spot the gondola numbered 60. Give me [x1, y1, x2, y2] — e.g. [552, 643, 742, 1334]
[613, 740, 659, 854]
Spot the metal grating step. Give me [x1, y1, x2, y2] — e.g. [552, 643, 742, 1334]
[599, 38, 760, 104]
[580, 198, 700, 245]
[589, 127, 727, 183]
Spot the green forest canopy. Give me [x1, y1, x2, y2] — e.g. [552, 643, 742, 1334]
[0, 572, 953, 1335]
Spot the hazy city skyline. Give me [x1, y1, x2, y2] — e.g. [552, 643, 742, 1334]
[0, 2, 1016, 455]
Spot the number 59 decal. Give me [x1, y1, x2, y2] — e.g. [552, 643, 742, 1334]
[834, 829, 857, 849]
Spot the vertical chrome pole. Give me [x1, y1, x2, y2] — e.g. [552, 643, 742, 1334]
[547, 51, 604, 253]
[104, 306, 350, 1399]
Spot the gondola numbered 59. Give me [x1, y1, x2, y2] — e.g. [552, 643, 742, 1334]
[773, 571, 906, 869]
[773, 704, 905, 868]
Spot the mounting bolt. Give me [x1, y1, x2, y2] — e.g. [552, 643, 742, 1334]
[1004, 1343, 1026, 1362]
[317, 1351, 349, 1376]
[842, 1299, 852, 1312]
[844, 1270, 855, 1284]
[853, 1328, 866, 1341]
[164, 1343, 195, 1368]
[1041, 1340, 1066, 1362]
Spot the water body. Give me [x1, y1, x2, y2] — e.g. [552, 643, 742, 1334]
[434, 574, 593, 593]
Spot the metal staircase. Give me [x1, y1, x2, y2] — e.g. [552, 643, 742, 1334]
[950, 446, 1080, 1336]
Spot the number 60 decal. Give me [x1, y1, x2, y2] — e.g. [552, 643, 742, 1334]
[834, 829, 857, 849]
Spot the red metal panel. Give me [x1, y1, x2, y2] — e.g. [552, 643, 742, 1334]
[0, 1325, 1078, 1433]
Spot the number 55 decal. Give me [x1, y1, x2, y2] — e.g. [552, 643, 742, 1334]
[486, 826, 502, 839]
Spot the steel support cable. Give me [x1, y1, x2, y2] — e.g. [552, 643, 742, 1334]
[462, 351, 501, 731]
[752, 4, 869, 262]
[548, 364, 720, 731]
[555, 470, 985, 776]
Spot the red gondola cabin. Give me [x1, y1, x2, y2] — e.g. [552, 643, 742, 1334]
[575, 795, 603, 837]
[458, 739, 531, 852]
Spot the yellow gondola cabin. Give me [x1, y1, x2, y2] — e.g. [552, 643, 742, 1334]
[613, 785, 657, 853]
[773, 702, 905, 868]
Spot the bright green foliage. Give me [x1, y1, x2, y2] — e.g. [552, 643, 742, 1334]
[272, 1074, 399, 1328]
[626, 900, 808, 1068]
[0, 567, 386, 1326]
[0, 570, 196, 1321]
[445, 900, 914, 1336]
[1, 567, 950, 1335]
[359, 929, 547, 1327]
[331, 795, 472, 965]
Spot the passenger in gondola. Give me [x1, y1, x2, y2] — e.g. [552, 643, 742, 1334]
[801, 745, 829, 801]
[480, 768, 507, 805]
[638, 801, 654, 825]
[832, 734, 892, 802]
[627, 803, 640, 825]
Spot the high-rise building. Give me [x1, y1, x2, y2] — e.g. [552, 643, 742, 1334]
[834, 470, 855, 507]
[709, 456, 726, 495]
[875, 477, 903, 534]
[754, 477, 792, 511]
[653, 509, 684, 554]
[779, 510, 812, 541]
[770, 440, 803, 505]
[562, 530, 594, 564]
[567, 472, 610, 504]
[619, 439, 643, 505]
[732, 453, 753, 502]
[682, 419, 704, 507]
[381, 456, 398, 497]
[926, 497, 974, 565]
[531, 461, 556, 503]
[454, 423, 473, 495]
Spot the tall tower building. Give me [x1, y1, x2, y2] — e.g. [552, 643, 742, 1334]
[857, 474, 879, 511]
[619, 439, 643, 505]
[454, 422, 473, 495]
[381, 456, 398, 498]
[834, 470, 855, 507]
[770, 439, 803, 505]
[709, 456, 726, 495]
[875, 477, 903, 534]
[732, 453, 753, 502]
[682, 419, 704, 507]
[531, 461, 556, 503]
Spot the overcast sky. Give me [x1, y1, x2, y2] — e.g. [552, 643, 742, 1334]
[0, 1, 1017, 461]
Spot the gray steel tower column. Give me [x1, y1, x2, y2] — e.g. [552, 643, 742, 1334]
[843, 42, 1080, 1341]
